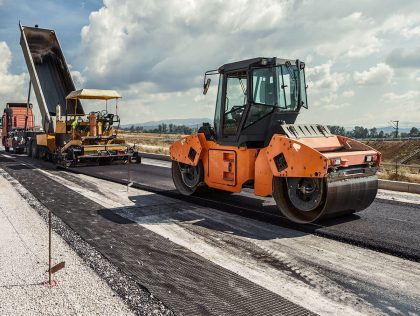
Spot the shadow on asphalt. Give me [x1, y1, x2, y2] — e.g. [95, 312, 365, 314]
[96, 191, 359, 241]
[96, 182, 363, 243]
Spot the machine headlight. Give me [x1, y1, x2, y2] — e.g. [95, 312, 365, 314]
[365, 155, 373, 162]
[330, 158, 341, 166]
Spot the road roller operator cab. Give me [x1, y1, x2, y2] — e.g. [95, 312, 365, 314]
[170, 57, 381, 224]
[201, 57, 307, 147]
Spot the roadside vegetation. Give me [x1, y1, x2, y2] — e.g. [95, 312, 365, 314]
[125, 123, 194, 135]
[328, 125, 420, 139]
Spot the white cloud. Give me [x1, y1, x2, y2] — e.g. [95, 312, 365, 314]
[117, 80, 217, 122]
[314, 12, 382, 58]
[353, 63, 394, 85]
[376, 91, 420, 123]
[2, 0, 420, 129]
[342, 90, 355, 97]
[306, 62, 347, 92]
[383, 90, 420, 103]
[80, 0, 292, 92]
[0, 42, 26, 100]
[401, 25, 420, 38]
[68, 64, 86, 88]
[386, 48, 420, 69]
[381, 13, 420, 38]
[311, 93, 349, 111]
[70, 1, 420, 125]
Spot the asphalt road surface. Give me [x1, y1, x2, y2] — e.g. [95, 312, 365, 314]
[1, 150, 419, 315]
[69, 156, 420, 261]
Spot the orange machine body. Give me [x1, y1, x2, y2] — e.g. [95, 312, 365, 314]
[170, 132, 381, 196]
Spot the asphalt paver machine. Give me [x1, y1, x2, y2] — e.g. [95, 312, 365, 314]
[20, 24, 139, 167]
[33, 89, 138, 167]
[170, 57, 381, 223]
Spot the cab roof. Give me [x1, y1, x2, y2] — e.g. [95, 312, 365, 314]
[66, 89, 121, 100]
[218, 57, 296, 73]
[6, 103, 33, 108]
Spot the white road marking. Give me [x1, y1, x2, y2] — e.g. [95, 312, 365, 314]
[1, 154, 13, 159]
[141, 158, 171, 168]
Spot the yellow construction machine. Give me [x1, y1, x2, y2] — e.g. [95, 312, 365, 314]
[32, 89, 139, 167]
[20, 24, 139, 167]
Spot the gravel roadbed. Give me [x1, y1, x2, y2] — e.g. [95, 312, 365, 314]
[0, 169, 172, 316]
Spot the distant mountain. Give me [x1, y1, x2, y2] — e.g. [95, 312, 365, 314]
[375, 126, 418, 134]
[121, 118, 212, 131]
[341, 124, 420, 134]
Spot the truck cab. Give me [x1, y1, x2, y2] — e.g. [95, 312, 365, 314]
[1, 103, 34, 153]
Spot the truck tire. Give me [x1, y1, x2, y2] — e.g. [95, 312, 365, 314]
[27, 139, 32, 157]
[32, 142, 39, 159]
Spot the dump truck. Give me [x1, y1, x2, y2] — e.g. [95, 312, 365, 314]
[170, 57, 381, 223]
[1, 102, 39, 154]
[19, 24, 139, 166]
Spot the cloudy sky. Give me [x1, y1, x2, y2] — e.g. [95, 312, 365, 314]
[1, 0, 420, 128]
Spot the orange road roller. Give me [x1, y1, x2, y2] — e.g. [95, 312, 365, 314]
[170, 57, 381, 223]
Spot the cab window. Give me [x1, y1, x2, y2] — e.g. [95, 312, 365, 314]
[223, 73, 247, 136]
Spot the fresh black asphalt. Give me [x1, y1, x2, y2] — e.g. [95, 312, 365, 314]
[69, 160, 420, 261]
[0, 156, 314, 316]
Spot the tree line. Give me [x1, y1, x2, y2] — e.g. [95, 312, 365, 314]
[123, 123, 420, 138]
[328, 126, 420, 139]
[124, 123, 193, 134]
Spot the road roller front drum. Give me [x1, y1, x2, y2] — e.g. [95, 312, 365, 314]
[273, 176, 378, 224]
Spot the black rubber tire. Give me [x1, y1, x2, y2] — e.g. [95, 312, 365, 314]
[14, 147, 24, 154]
[32, 143, 39, 159]
[272, 177, 327, 224]
[27, 140, 32, 157]
[172, 160, 204, 195]
[130, 152, 141, 164]
[99, 157, 112, 166]
[63, 160, 72, 168]
[5, 146, 10, 152]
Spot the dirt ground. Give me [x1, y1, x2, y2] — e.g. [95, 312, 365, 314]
[118, 132, 183, 155]
[364, 140, 420, 183]
[364, 140, 420, 164]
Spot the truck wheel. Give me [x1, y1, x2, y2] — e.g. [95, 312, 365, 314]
[63, 160, 72, 168]
[27, 140, 32, 157]
[32, 143, 39, 159]
[132, 152, 141, 163]
[172, 160, 204, 195]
